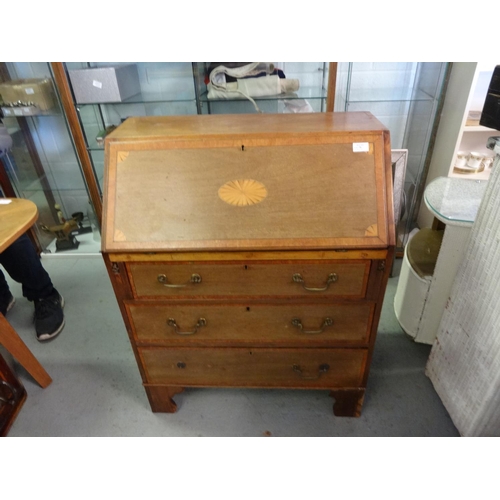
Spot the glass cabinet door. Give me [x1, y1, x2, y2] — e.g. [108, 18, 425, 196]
[0, 62, 100, 254]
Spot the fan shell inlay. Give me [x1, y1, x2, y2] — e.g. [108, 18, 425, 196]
[218, 179, 268, 206]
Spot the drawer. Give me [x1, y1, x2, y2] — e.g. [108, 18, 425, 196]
[128, 260, 370, 298]
[139, 347, 368, 388]
[127, 301, 374, 346]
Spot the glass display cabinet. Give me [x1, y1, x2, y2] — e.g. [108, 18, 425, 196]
[0, 62, 100, 254]
[193, 62, 335, 114]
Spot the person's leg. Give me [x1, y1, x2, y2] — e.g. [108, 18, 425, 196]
[0, 233, 53, 300]
[0, 234, 64, 341]
[0, 268, 15, 315]
[0, 268, 10, 298]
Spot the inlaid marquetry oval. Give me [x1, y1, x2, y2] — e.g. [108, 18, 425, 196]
[218, 179, 268, 206]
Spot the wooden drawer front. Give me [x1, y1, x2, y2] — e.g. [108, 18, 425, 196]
[128, 260, 369, 298]
[140, 347, 367, 388]
[127, 302, 373, 345]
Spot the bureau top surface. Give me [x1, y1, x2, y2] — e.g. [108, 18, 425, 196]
[105, 112, 388, 141]
[102, 112, 394, 253]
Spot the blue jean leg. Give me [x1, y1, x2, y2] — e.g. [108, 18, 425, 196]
[0, 233, 54, 301]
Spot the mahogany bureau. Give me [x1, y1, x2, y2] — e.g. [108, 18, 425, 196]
[101, 112, 395, 417]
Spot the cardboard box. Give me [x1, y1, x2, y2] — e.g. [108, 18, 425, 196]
[68, 64, 141, 104]
[0, 78, 55, 111]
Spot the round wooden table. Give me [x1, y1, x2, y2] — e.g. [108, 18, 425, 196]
[0, 198, 52, 389]
[0, 198, 38, 252]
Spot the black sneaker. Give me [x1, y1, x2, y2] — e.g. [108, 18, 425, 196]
[0, 293, 15, 316]
[34, 289, 65, 342]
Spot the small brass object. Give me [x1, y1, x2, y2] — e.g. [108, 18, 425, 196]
[157, 273, 202, 288]
[292, 273, 338, 292]
[167, 317, 207, 335]
[292, 364, 330, 380]
[291, 317, 334, 334]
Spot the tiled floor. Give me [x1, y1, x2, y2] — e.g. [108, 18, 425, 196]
[3, 255, 458, 436]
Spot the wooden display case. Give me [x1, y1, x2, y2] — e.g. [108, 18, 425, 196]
[101, 112, 395, 417]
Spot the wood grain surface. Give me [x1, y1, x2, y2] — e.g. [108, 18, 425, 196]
[102, 113, 391, 252]
[139, 347, 367, 388]
[0, 198, 37, 252]
[105, 112, 387, 141]
[128, 260, 369, 299]
[101, 112, 394, 416]
[127, 301, 374, 345]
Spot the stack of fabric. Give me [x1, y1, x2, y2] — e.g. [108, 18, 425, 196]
[206, 62, 299, 111]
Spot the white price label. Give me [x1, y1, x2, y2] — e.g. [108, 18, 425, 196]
[353, 142, 370, 152]
[25, 88, 35, 94]
[14, 109, 23, 116]
[93, 80, 103, 89]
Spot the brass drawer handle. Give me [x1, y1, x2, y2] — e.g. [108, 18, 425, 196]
[157, 273, 202, 288]
[291, 317, 334, 334]
[292, 364, 330, 380]
[167, 317, 207, 335]
[292, 273, 338, 292]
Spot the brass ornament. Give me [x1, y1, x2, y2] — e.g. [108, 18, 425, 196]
[218, 179, 267, 206]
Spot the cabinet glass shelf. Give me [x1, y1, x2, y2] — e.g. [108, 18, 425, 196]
[199, 87, 328, 103]
[75, 91, 196, 107]
[1, 109, 63, 118]
[346, 87, 435, 103]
